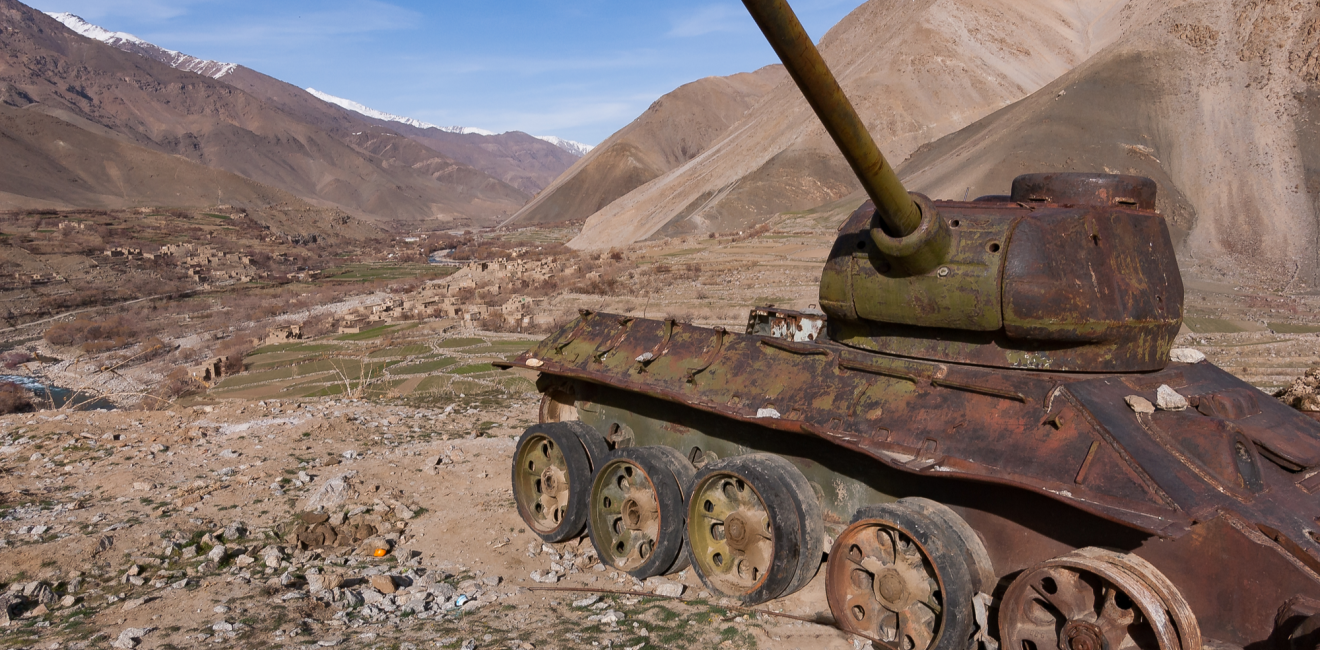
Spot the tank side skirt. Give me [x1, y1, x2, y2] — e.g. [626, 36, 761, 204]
[515, 312, 1188, 535]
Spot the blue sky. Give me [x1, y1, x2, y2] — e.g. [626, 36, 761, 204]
[26, 0, 861, 145]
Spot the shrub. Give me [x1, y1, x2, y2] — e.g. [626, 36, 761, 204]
[0, 381, 32, 414]
[44, 315, 139, 351]
[0, 351, 33, 369]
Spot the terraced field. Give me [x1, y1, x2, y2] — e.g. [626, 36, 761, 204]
[209, 323, 539, 403]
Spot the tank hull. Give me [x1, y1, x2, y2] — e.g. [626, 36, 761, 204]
[504, 310, 1320, 647]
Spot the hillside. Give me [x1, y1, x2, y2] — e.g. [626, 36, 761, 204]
[896, 0, 1320, 286]
[509, 65, 787, 226]
[565, 0, 1157, 247]
[0, 2, 529, 229]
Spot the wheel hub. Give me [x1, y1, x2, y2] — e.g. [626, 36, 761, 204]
[1060, 621, 1108, 650]
[541, 466, 563, 495]
[861, 556, 924, 612]
[725, 511, 750, 549]
[622, 498, 641, 527]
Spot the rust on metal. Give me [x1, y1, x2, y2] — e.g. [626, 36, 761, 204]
[503, 1, 1320, 647]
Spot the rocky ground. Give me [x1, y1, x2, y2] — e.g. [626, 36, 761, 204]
[0, 396, 860, 650]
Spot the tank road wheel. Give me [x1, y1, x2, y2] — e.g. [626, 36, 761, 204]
[588, 447, 689, 579]
[511, 423, 595, 543]
[999, 548, 1200, 650]
[900, 497, 995, 594]
[648, 446, 697, 574]
[759, 455, 825, 598]
[686, 455, 804, 604]
[825, 503, 977, 650]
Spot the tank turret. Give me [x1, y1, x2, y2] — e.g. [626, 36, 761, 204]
[744, 0, 1183, 372]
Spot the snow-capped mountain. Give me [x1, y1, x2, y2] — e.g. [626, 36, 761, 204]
[534, 136, 594, 156]
[306, 88, 445, 131]
[305, 88, 592, 156]
[46, 12, 236, 79]
[45, 11, 594, 161]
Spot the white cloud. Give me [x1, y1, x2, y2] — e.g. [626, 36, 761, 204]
[667, 4, 748, 38]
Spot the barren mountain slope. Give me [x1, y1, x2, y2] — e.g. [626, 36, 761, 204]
[0, 101, 293, 210]
[224, 68, 575, 196]
[897, 0, 1320, 286]
[568, 0, 1161, 248]
[510, 65, 787, 226]
[0, 2, 528, 228]
[375, 124, 581, 195]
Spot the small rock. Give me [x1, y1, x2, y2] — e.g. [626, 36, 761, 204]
[0, 593, 20, 626]
[422, 455, 443, 475]
[460, 640, 476, 650]
[1156, 385, 1188, 411]
[394, 504, 416, 520]
[370, 575, 397, 594]
[219, 449, 240, 458]
[131, 482, 152, 492]
[308, 570, 345, 594]
[207, 544, 228, 563]
[572, 595, 599, 607]
[113, 627, 152, 649]
[653, 582, 684, 598]
[59, 595, 76, 608]
[1169, 348, 1206, 364]
[318, 637, 344, 647]
[1125, 395, 1155, 414]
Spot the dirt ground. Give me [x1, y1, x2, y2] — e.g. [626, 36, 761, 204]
[0, 391, 865, 650]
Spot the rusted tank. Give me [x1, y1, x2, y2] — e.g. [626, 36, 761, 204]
[500, 1, 1320, 648]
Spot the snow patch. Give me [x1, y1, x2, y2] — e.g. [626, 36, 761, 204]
[46, 12, 237, 79]
[534, 136, 594, 157]
[306, 88, 442, 130]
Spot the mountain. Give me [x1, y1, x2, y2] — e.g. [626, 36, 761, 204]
[305, 88, 448, 131]
[564, 0, 1158, 248]
[895, 0, 1320, 286]
[532, 136, 593, 157]
[301, 88, 590, 193]
[509, 65, 787, 226]
[46, 12, 237, 79]
[1, 5, 528, 228]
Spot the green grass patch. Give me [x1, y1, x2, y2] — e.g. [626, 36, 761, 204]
[322, 263, 455, 282]
[1183, 317, 1248, 333]
[249, 343, 341, 356]
[750, 296, 793, 307]
[433, 337, 486, 348]
[415, 376, 451, 393]
[1270, 322, 1320, 334]
[466, 342, 533, 356]
[201, 213, 231, 221]
[449, 363, 495, 375]
[336, 324, 410, 341]
[390, 357, 456, 375]
[367, 345, 430, 358]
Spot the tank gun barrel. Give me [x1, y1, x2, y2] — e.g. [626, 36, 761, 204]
[741, 0, 921, 236]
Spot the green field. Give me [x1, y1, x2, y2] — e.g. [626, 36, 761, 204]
[323, 263, 456, 282]
[211, 331, 539, 403]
